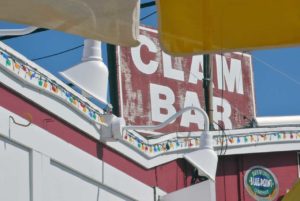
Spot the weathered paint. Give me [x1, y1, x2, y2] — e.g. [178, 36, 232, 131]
[117, 26, 256, 133]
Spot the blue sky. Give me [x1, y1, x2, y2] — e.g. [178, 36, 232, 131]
[0, 3, 300, 117]
[252, 48, 300, 116]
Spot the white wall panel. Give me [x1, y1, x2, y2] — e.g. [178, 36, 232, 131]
[103, 163, 153, 201]
[0, 108, 155, 201]
[0, 138, 31, 201]
[42, 158, 131, 201]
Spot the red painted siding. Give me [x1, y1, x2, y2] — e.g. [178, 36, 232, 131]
[1, 84, 298, 198]
[0, 85, 99, 156]
[0, 84, 192, 193]
[216, 153, 298, 201]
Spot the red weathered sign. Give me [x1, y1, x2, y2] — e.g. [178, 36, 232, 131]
[117, 26, 256, 133]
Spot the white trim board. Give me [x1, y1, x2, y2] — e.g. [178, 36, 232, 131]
[1, 39, 300, 170]
[0, 41, 104, 140]
[2, 60, 300, 168]
[0, 58, 189, 168]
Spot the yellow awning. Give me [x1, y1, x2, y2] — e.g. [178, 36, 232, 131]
[282, 179, 300, 201]
[157, 0, 300, 55]
[0, 0, 140, 46]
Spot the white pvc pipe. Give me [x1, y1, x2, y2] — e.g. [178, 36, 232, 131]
[256, 116, 300, 127]
[82, 39, 102, 61]
[123, 106, 213, 149]
[123, 106, 209, 132]
[0, 26, 38, 36]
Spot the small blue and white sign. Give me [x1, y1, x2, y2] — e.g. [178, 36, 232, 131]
[244, 166, 279, 201]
